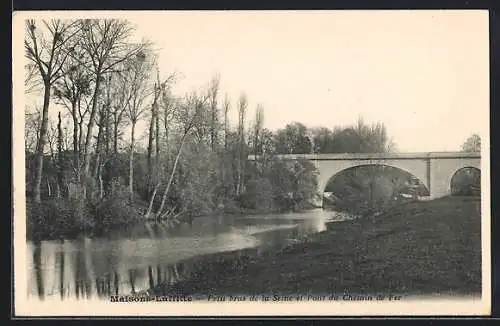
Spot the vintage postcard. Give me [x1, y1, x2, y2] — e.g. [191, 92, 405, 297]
[12, 10, 491, 316]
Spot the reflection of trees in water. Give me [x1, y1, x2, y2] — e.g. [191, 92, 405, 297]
[30, 239, 191, 300]
[58, 250, 64, 300]
[30, 217, 324, 301]
[74, 249, 92, 299]
[146, 263, 185, 290]
[33, 242, 44, 300]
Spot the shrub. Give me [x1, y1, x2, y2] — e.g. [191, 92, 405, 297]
[26, 198, 87, 240]
[26, 182, 141, 240]
[92, 184, 139, 234]
[238, 178, 274, 211]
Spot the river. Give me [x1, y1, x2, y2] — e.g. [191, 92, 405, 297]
[26, 209, 355, 301]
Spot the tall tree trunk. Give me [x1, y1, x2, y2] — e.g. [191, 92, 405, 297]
[222, 102, 229, 198]
[149, 82, 159, 173]
[98, 168, 104, 199]
[147, 109, 155, 174]
[77, 98, 84, 158]
[239, 118, 246, 194]
[71, 101, 79, 170]
[235, 134, 241, 196]
[240, 152, 246, 194]
[104, 108, 111, 157]
[209, 77, 219, 152]
[94, 116, 104, 180]
[211, 108, 216, 152]
[144, 182, 161, 219]
[164, 107, 169, 164]
[235, 157, 241, 196]
[33, 81, 51, 203]
[224, 103, 229, 151]
[104, 89, 111, 157]
[129, 121, 136, 202]
[254, 129, 259, 157]
[239, 133, 246, 194]
[47, 178, 52, 197]
[82, 74, 102, 180]
[156, 134, 188, 218]
[155, 106, 160, 157]
[78, 125, 85, 163]
[57, 111, 64, 198]
[113, 112, 119, 154]
[154, 101, 161, 199]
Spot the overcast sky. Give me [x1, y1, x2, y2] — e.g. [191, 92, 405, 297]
[18, 11, 490, 152]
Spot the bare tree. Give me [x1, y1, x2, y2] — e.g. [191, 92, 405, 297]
[250, 104, 265, 177]
[122, 49, 155, 201]
[236, 92, 247, 195]
[147, 70, 177, 174]
[25, 19, 81, 203]
[25, 63, 42, 95]
[53, 50, 92, 172]
[253, 104, 264, 156]
[147, 69, 160, 174]
[461, 134, 481, 153]
[78, 19, 149, 193]
[108, 65, 133, 154]
[25, 110, 41, 153]
[208, 74, 220, 152]
[156, 79, 179, 191]
[45, 119, 58, 163]
[93, 83, 113, 197]
[56, 111, 64, 198]
[222, 93, 231, 150]
[145, 91, 209, 219]
[77, 96, 91, 155]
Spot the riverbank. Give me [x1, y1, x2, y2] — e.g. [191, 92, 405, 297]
[25, 197, 308, 241]
[151, 196, 482, 298]
[323, 195, 420, 219]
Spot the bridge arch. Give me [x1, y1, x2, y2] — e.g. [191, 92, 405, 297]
[322, 164, 430, 200]
[450, 166, 481, 196]
[314, 158, 430, 196]
[427, 157, 481, 198]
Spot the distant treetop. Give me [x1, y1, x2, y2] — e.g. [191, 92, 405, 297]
[461, 134, 481, 153]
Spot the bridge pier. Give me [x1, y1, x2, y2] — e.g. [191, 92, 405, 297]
[312, 192, 324, 208]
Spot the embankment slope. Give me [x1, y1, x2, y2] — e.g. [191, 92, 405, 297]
[153, 196, 482, 297]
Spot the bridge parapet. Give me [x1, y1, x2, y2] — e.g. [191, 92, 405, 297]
[248, 151, 480, 161]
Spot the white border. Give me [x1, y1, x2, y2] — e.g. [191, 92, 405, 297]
[12, 10, 491, 316]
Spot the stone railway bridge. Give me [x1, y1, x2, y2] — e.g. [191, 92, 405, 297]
[248, 151, 481, 201]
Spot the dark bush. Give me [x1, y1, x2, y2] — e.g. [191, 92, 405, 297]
[238, 178, 274, 210]
[27, 198, 88, 240]
[26, 184, 142, 240]
[92, 184, 139, 234]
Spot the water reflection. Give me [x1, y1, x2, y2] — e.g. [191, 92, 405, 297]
[27, 210, 350, 301]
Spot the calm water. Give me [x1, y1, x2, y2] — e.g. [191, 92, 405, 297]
[26, 209, 354, 301]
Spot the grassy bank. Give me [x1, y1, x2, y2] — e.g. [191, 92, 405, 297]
[151, 196, 482, 297]
[323, 195, 420, 219]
